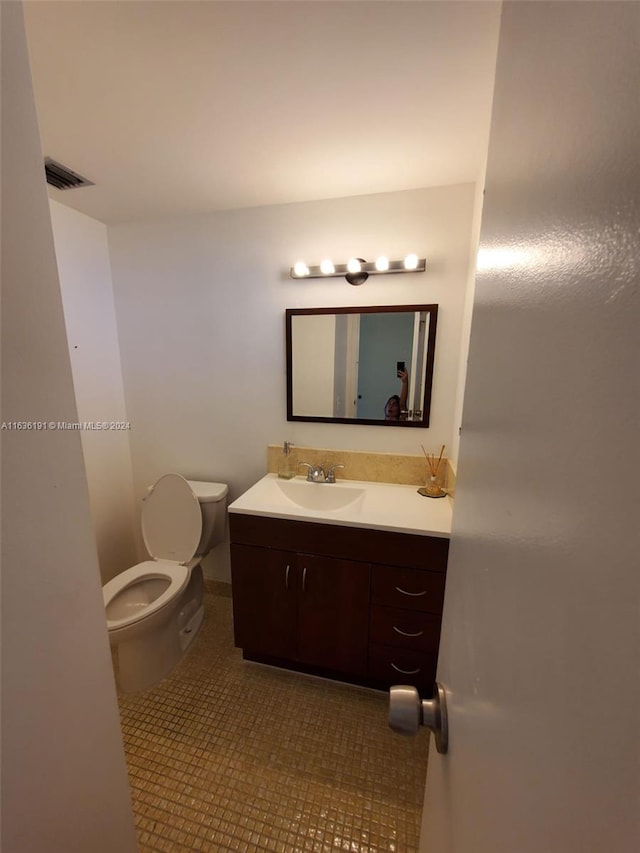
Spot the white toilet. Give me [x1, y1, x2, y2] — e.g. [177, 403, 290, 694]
[103, 473, 228, 693]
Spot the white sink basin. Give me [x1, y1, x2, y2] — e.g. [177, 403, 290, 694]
[275, 478, 365, 511]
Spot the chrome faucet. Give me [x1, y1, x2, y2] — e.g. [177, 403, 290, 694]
[299, 462, 327, 482]
[299, 462, 344, 483]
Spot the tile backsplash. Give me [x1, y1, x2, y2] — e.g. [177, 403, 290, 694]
[267, 444, 455, 495]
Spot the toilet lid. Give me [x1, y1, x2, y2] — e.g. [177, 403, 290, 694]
[141, 474, 202, 564]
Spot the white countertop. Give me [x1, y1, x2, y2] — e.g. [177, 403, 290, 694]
[228, 473, 452, 538]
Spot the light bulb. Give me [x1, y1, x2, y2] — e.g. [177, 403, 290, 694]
[320, 259, 335, 275]
[293, 261, 309, 277]
[375, 256, 389, 272]
[403, 253, 419, 270]
[347, 258, 361, 273]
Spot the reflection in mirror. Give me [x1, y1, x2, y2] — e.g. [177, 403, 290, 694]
[286, 305, 438, 427]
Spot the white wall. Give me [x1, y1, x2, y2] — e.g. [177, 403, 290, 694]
[0, 3, 137, 850]
[423, 2, 640, 851]
[49, 200, 137, 583]
[107, 184, 477, 578]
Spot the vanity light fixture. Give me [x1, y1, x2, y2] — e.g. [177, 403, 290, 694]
[290, 254, 426, 286]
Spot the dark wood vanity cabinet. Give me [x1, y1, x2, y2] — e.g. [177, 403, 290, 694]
[229, 513, 448, 694]
[231, 543, 369, 674]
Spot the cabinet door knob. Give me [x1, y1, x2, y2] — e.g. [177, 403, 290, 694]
[393, 625, 424, 638]
[395, 586, 427, 597]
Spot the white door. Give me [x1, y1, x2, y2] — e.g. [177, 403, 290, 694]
[419, 4, 640, 852]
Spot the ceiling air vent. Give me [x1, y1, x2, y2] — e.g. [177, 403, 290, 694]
[44, 157, 94, 190]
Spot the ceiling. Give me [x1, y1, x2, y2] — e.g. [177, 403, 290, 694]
[24, 1, 502, 225]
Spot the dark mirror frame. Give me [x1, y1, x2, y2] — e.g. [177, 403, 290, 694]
[286, 304, 438, 427]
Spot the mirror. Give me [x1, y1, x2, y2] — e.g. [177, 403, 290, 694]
[286, 304, 438, 427]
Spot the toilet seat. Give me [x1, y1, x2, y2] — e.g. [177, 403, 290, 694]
[103, 560, 191, 632]
[142, 473, 203, 564]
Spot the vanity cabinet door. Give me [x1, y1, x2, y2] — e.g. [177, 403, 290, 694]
[296, 554, 370, 675]
[230, 544, 297, 660]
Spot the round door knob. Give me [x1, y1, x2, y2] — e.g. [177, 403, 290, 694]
[389, 685, 422, 735]
[389, 683, 449, 754]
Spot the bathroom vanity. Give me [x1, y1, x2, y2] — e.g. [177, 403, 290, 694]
[228, 474, 451, 695]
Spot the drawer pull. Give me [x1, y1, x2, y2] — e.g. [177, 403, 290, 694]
[391, 663, 421, 675]
[302, 566, 307, 593]
[393, 625, 424, 638]
[285, 564, 290, 590]
[395, 586, 427, 597]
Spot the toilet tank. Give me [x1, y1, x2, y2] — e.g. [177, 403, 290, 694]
[186, 480, 229, 556]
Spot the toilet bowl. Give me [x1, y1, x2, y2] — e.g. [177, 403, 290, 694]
[103, 473, 228, 693]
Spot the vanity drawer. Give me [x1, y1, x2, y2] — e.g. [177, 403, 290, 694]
[368, 644, 437, 692]
[369, 605, 441, 652]
[371, 565, 446, 613]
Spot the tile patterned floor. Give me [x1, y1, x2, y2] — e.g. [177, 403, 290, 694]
[116, 582, 430, 852]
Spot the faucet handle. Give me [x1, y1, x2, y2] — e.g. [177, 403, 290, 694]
[326, 463, 345, 483]
[299, 461, 314, 481]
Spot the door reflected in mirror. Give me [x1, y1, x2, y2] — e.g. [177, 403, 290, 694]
[286, 305, 438, 427]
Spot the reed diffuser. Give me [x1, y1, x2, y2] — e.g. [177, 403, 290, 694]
[419, 444, 447, 498]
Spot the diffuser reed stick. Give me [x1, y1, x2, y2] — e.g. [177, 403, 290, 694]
[420, 444, 447, 497]
[421, 444, 445, 477]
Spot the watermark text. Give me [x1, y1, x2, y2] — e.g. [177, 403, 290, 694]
[2, 421, 131, 431]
